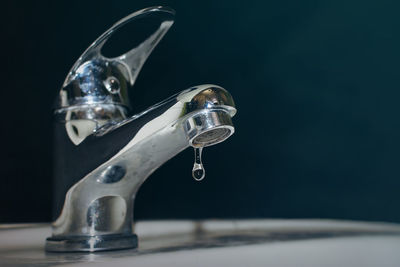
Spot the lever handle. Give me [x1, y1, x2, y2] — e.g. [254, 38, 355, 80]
[57, 6, 175, 111]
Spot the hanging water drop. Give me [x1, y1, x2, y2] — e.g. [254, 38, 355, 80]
[192, 147, 205, 181]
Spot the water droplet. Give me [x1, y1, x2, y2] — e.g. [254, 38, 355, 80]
[192, 147, 205, 181]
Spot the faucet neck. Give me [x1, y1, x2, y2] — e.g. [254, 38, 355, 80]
[48, 85, 236, 252]
[52, 98, 177, 220]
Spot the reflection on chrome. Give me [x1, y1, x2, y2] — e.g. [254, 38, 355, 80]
[46, 6, 237, 252]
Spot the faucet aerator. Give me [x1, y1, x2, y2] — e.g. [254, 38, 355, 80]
[187, 110, 234, 147]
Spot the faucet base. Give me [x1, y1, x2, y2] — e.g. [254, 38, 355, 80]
[45, 234, 138, 252]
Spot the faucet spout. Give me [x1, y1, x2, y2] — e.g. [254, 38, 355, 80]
[46, 6, 237, 253]
[47, 85, 236, 252]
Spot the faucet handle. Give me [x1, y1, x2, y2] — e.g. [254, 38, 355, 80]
[58, 6, 175, 111]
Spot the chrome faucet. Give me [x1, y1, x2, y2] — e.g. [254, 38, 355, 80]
[45, 6, 236, 252]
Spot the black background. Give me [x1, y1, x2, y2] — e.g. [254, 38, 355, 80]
[2, 0, 400, 223]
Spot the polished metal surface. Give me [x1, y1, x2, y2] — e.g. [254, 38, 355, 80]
[58, 6, 175, 110]
[47, 6, 236, 252]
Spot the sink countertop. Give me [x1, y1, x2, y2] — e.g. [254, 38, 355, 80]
[1, 219, 400, 266]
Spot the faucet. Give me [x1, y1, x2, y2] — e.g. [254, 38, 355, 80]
[45, 6, 236, 252]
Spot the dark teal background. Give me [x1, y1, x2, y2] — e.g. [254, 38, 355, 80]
[2, 0, 400, 222]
